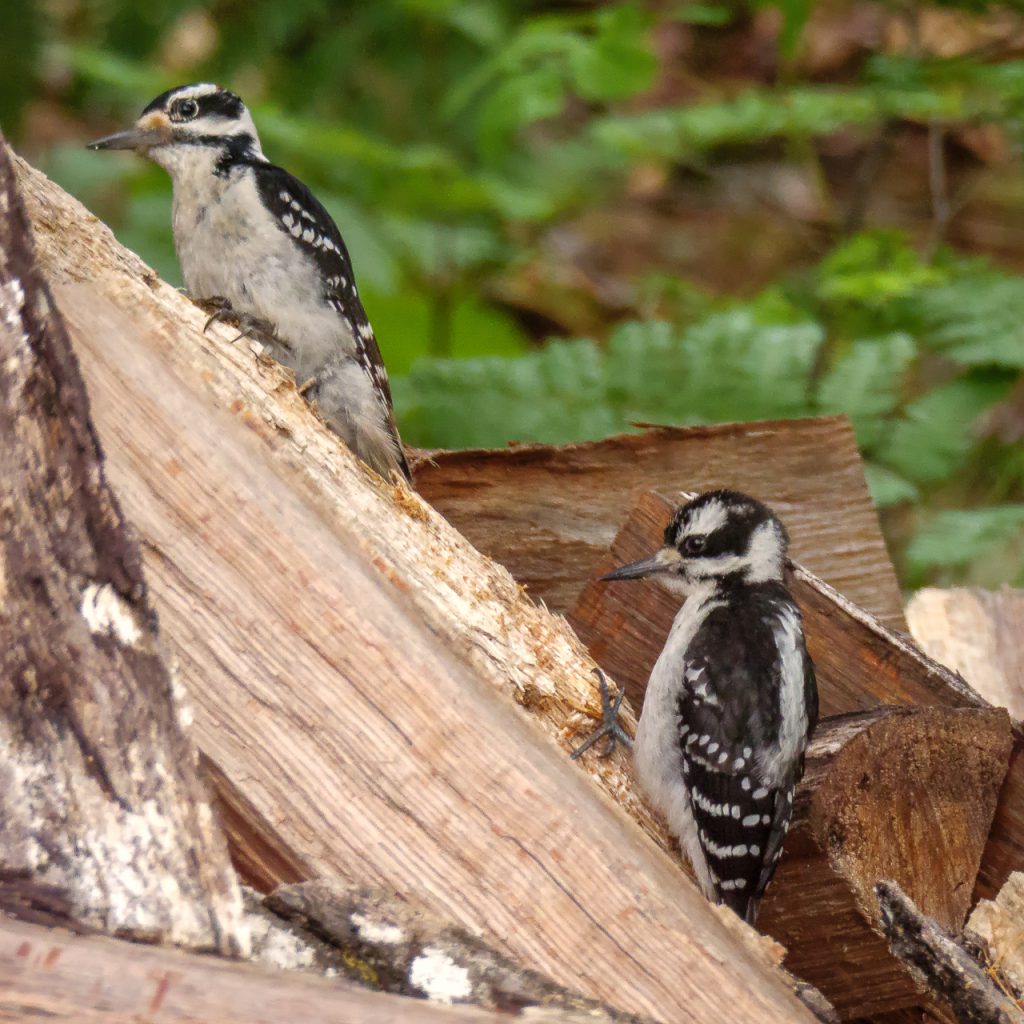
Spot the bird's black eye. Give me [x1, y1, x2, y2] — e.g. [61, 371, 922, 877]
[680, 535, 707, 557]
[174, 99, 200, 121]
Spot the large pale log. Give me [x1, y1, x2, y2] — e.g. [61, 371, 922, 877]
[412, 419, 905, 629]
[0, 134, 244, 952]
[906, 588, 1024, 719]
[9, 150, 815, 1022]
[567, 492, 1024, 904]
[0, 915, 605, 1024]
[757, 707, 1011, 1019]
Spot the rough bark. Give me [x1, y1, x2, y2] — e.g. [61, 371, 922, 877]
[0, 133, 244, 952]
[0, 914, 608, 1024]
[966, 872, 1024, 1003]
[876, 882, 1024, 1024]
[263, 880, 660, 1022]
[758, 708, 1011, 1019]
[906, 588, 1024, 720]
[8, 146, 816, 1023]
[412, 419, 905, 629]
[567, 491, 1024, 904]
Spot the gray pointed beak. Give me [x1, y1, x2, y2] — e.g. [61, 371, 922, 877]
[87, 126, 165, 152]
[600, 547, 681, 582]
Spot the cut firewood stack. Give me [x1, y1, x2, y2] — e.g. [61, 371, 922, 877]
[1, 131, 1023, 1024]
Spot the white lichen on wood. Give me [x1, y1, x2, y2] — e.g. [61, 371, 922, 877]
[80, 581, 144, 647]
[409, 947, 474, 1004]
[350, 911, 406, 946]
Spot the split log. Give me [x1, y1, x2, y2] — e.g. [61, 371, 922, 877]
[0, 133, 244, 952]
[8, 148, 817, 1022]
[757, 707, 1011, 1019]
[876, 882, 1024, 1024]
[0, 915, 603, 1024]
[567, 491, 1024, 904]
[966, 872, 1024, 1002]
[906, 588, 1024, 719]
[412, 419, 905, 629]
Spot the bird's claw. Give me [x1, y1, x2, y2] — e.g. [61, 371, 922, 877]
[195, 296, 275, 345]
[570, 668, 633, 760]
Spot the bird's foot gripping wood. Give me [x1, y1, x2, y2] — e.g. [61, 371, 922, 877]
[571, 669, 633, 760]
[197, 295, 280, 348]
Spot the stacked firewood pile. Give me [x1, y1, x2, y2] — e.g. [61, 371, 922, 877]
[1, 133, 1023, 1024]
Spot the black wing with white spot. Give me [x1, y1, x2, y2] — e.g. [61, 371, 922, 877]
[252, 163, 409, 480]
[679, 583, 814, 922]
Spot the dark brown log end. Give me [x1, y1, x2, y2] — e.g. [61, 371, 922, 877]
[761, 707, 1011, 1018]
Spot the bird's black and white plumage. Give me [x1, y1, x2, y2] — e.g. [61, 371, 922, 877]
[591, 490, 818, 923]
[88, 83, 409, 482]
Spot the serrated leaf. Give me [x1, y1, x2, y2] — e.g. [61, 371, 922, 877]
[906, 505, 1024, 575]
[394, 338, 619, 448]
[816, 333, 916, 448]
[916, 273, 1024, 369]
[877, 375, 1012, 484]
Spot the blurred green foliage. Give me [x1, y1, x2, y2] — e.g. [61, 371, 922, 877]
[9, 0, 1024, 586]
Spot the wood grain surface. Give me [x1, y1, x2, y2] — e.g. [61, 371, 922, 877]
[761, 707, 1011, 1018]
[907, 587, 1024, 719]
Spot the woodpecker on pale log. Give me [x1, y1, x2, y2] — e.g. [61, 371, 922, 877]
[574, 490, 818, 924]
[89, 83, 410, 482]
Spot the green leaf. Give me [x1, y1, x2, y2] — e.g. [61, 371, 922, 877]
[816, 232, 945, 309]
[477, 66, 566, 162]
[906, 505, 1024, 575]
[916, 272, 1024, 369]
[863, 463, 919, 508]
[673, 4, 732, 27]
[877, 375, 1013, 485]
[605, 310, 822, 425]
[816, 333, 916, 448]
[394, 338, 620, 448]
[568, 5, 657, 103]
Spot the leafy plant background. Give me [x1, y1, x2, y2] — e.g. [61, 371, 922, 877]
[8, 0, 1024, 588]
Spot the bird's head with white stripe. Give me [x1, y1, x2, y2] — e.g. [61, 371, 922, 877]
[602, 490, 788, 595]
[87, 83, 264, 174]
